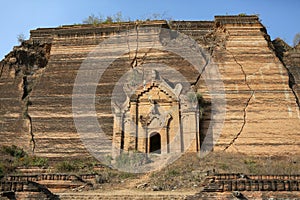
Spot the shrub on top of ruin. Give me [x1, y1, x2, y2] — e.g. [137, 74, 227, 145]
[17, 33, 26, 44]
[144, 12, 171, 21]
[293, 33, 300, 47]
[82, 14, 104, 25]
[81, 11, 172, 25]
[113, 11, 125, 23]
[82, 12, 127, 25]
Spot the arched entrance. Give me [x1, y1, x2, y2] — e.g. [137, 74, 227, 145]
[149, 132, 161, 154]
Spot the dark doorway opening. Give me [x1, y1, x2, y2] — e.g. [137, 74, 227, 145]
[149, 132, 161, 154]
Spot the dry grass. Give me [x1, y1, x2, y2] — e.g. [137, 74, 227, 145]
[146, 151, 300, 190]
[1, 145, 299, 191]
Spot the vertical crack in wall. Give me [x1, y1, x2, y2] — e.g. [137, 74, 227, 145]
[0, 62, 4, 78]
[126, 23, 156, 72]
[271, 38, 300, 109]
[287, 68, 300, 109]
[22, 75, 35, 153]
[130, 24, 139, 68]
[224, 52, 254, 151]
[1, 41, 51, 153]
[193, 55, 210, 87]
[193, 25, 228, 88]
[291, 84, 300, 108]
[125, 25, 132, 66]
[138, 36, 156, 67]
[273, 55, 300, 109]
[190, 32, 211, 87]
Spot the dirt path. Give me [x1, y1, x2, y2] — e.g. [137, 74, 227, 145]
[125, 172, 152, 189]
[58, 188, 198, 197]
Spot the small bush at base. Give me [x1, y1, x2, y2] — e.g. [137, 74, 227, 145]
[1, 145, 27, 158]
[115, 151, 151, 172]
[55, 161, 79, 172]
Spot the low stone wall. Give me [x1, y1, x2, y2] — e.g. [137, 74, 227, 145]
[204, 179, 300, 192]
[5, 173, 95, 182]
[0, 181, 25, 192]
[203, 173, 300, 192]
[0, 181, 59, 200]
[214, 173, 300, 180]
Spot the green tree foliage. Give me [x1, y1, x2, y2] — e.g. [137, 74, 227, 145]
[293, 33, 300, 47]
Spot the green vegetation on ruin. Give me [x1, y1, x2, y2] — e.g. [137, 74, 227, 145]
[1, 145, 299, 191]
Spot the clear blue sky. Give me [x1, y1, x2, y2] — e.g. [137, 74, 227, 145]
[1, 0, 299, 59]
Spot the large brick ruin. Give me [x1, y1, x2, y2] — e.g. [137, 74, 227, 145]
[0, 15, 300, 160]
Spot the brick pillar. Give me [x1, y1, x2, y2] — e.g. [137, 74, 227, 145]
[137, 127, 147, 153]
[160, 127, 168, 154]
[123, 116, 130, 151]
[130, 101, 138, 151]
[112, 113, 123, 158]
[181, 108, 200, 152]
[123, 112, 137, 151]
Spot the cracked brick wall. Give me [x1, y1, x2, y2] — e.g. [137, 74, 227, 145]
[273, 38, 300, 108]
[211, 16, 300, 154]
[0, 41, 50, 154]
[27, 21, 200, 158]
[0, 16, 299, 159]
